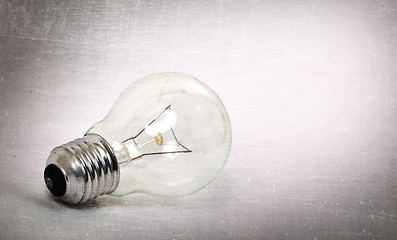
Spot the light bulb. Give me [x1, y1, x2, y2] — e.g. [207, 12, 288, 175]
[44, 73, 232, 204]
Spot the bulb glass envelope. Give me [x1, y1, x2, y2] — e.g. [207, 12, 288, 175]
[87, 73, 232, 197]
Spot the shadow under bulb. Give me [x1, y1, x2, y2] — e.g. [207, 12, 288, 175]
[44, 73, 232, 204]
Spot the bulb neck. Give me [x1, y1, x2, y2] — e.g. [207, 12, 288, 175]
[44, 133, 120, 204]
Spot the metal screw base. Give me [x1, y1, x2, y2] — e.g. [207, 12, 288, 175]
[44, 133, 120, 204]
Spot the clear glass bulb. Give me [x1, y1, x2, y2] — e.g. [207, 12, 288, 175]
[44, 72, 232, 204]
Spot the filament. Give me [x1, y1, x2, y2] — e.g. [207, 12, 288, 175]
[120, 105, 191, 164]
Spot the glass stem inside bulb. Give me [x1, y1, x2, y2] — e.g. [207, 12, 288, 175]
[111, 105, 192, 165]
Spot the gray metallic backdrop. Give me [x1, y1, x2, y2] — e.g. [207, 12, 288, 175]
[1, 0, 397, 239]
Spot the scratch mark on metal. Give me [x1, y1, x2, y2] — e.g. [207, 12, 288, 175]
[369, 211, 397, 219]
[133, 0, 140, 27]
[3, 214, 35, 220]
[0, 34, 89, 44]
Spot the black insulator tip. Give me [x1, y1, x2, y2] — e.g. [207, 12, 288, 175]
[44, 164, 66, 197]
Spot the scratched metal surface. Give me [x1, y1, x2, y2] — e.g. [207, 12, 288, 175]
[1, 0, 397, 239]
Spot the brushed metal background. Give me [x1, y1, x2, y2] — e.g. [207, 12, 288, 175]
[1, 0, 397, 239]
